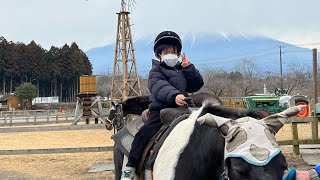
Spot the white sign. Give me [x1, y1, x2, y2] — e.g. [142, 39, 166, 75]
[32, 96, 59, 105]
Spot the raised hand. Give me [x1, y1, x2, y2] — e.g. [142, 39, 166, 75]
[181, 53, 191, 68]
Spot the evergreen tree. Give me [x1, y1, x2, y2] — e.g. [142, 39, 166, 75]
[15, 83, 37, 110]
[0, 36, 93, 101]
[0, 36, 11, 93]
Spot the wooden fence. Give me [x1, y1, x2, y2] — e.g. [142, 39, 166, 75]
[0, 109, 75, 116]
[1, 116, 319, 155]
[0, 124, 113, 155]
[0, 114, 74, 126]
[0, 146, 114, 155]
[278, 117, 320, 155]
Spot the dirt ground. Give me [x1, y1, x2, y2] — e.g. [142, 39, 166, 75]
[0, 123, 318, 179]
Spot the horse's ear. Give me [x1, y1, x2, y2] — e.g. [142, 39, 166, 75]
[197, 113, 234, 136]
[197, 113, 218, 127]
[197, 113, 232, 128]
[262, 105, 306, 134]
[111, 101, 116, 107]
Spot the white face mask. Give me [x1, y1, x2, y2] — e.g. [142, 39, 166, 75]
[161, 54, 179, 67]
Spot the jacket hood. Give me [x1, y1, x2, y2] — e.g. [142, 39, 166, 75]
[152, 59, 161, 67]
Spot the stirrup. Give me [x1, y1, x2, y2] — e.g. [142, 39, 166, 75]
[121, 167, 135, 180]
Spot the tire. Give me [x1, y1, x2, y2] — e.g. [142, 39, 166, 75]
[294, 98, 309, 117]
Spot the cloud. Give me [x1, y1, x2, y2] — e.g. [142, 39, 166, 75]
[1, 0, 320, 50]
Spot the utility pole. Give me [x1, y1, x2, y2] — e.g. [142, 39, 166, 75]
[312, 48, 318, 140]
[279, 46, 284, 94]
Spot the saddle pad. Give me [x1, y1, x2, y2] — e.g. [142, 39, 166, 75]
[112, 117, 144, 156]
[145, 114, 190, 170]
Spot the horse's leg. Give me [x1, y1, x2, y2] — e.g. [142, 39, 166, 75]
[114, 143, 124, 180]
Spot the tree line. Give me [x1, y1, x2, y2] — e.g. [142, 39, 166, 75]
[97, 58, 315, 100]
[0, 36, 92, 102]
[201, 59, 314, 98]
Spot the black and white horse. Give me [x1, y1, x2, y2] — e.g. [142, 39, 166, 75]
[108, 93, 289, 180]
[197, 105, 305, 180]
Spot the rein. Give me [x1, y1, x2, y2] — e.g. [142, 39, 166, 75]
[221, 165, 230, 180]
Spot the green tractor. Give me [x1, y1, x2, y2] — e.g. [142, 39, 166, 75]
[244, 95, 309, 117]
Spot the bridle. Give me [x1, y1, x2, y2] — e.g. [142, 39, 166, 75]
[108, 104, 125, 133]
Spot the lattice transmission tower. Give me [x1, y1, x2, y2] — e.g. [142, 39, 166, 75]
[111, 0, 141, 103]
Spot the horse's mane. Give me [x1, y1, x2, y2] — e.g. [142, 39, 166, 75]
[202, 98, 221, 107]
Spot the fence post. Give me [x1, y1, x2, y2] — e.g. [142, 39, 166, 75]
[4, 117, 6, 124]
[26, 115, 29, 123]
[312, 48, 319, 140]
[291, 121, 300, 155]
[66, 116, 68, 121]
[47, 115, 49, 122]
[34, 116, 37, 125]
[56, 115, 58, 123]
[10, 116, 12, 126]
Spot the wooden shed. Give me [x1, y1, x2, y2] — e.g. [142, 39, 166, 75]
[0, 94, 19, 111]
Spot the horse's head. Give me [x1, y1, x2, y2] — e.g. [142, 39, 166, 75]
[108, 96, 150, 130]
[198, 105, 307, 180]
[108, 96, 149, 119]
[108, 101, 118, 121]
[107, 101, 125, 131]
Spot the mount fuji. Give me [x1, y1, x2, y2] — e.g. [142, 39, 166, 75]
[85, 33, 312, 76]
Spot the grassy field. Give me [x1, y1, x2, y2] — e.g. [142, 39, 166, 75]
[0, 123, 318, 179]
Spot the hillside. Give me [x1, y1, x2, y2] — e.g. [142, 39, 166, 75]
[86, 33, 312, 76]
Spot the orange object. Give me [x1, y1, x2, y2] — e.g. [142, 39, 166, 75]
[295, 102, 309, 117]
[151, 170, 154, 180]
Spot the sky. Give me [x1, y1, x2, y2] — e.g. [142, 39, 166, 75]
[1, 0, 320, 51]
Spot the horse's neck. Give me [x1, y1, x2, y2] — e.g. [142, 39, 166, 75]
[122, 104, 146, 116]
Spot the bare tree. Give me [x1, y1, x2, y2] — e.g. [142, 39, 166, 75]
[262, 64, 312, 97]
[234, 59, 260, 96]
[96, 75, 112, 98]
[201, 68, 231, 97]
[283, 64, 311, 95]
[263, 71, 280, 94]
[139, 76, 150, 95]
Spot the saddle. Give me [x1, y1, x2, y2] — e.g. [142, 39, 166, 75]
[112, 107, 194, 179]
[141, 107, 191, 125]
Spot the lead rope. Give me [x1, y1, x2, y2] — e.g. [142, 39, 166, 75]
[221, 165, 230, 180]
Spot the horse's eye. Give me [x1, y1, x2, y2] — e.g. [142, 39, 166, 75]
[229, 169, 249, 180]
[227, 159, 250, 180]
